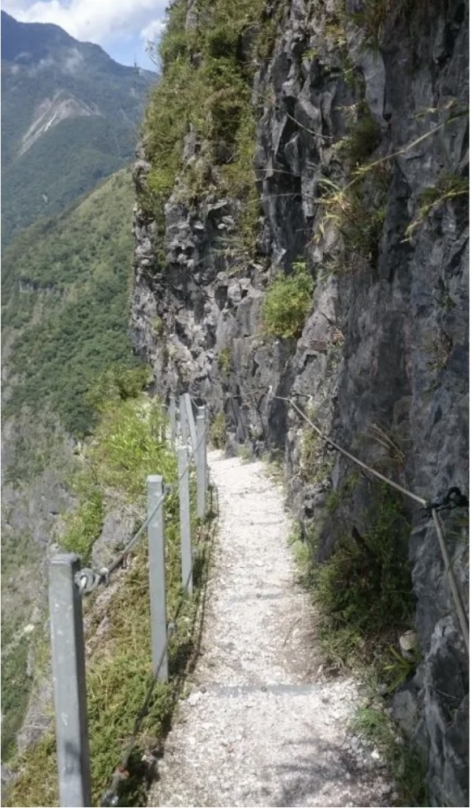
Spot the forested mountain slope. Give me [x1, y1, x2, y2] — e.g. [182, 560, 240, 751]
[1, 11, 154, 245]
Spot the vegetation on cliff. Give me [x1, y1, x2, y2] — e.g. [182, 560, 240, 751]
[141, 0, 268, 258]
[6, 379, 210, 807]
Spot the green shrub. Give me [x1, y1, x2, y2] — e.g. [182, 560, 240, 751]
[352, 707, 429, 806]
[315, 483, 414, 667]
[86, 365, 153, 413]
[262, 262, 314, 339]
[345, 102, 382, 166]
[326, 489, 342, 514]
[206, 23, 240, 59]
[61, 490, 104, 562]
[142, 0, 266, 261]
[315, 165, 390, 270]
[89, 397, 176, 503]
[158, 0, 189, 68]
[210, 412, 227, 448]
[217, 348, 232, 374]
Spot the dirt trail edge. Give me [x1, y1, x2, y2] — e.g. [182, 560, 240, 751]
[148, 452, 393, 807]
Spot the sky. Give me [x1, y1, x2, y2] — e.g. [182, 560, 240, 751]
[2, 0, 169, 70]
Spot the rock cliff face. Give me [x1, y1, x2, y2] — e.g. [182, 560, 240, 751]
[131, 1, 468, 804]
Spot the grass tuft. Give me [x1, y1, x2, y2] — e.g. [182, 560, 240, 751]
[352, 707, 429, 806]
[315, 483, 414, 668]
[262, 261, 314, 340]
[210, 412, 227, 449]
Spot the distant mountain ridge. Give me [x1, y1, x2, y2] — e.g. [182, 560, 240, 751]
[1, 11, 155, 245]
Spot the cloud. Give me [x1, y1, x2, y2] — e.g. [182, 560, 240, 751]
[3, 0, 168, 46]
[140, 18, 166, 44]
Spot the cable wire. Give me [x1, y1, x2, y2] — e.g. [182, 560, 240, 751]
[77, 429, 207, 595]
[274, 395, 428, 506]
[275, 394, 469, 650]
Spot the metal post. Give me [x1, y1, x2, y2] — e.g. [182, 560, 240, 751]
[147, 475, 168, 681]
[178, 447, 193, 594]
[196, 406, 207, 520]
[184, 393, 198, 455]
[49, 554, 91, 808]
[179, 395, 188, 449]
[169, 395, 176, 450]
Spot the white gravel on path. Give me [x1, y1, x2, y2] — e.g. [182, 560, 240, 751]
[148, 452, 393, 807]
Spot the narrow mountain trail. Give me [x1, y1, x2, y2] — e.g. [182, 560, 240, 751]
[148, 452, 393, 807]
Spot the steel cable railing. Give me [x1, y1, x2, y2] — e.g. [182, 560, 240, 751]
[47, 394, 212, 808]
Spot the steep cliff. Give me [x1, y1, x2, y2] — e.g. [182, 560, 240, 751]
[132, 1, 469, 804]
[1, 169, 139, 761]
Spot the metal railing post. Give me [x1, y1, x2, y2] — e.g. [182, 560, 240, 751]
[179, 395, 188, 449]
[184, 393, 198, 455]
[178, 447, 193, 594]
[169, 395, 176, 450]
[147, 475, 168, 681]
[196, 406, 207, 520]
[49, 554, 91, 808]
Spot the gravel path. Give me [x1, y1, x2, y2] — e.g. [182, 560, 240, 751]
[148, 452, 393, 807]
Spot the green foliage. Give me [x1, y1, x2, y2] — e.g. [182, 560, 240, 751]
[220, 108, 260, 251]
[255, 2, 286, 61]
[218, 348, 232, 374]
[347, 0, 398, 47]
[158, 0, 189, 68]
[315, 483, 414, 667]
[405, 173, 469, 240]
[61, 490, 104, 562]
[3, 412, 74, 486]
[1, 637, 30, 761]
[210, 412, 227, 448]
[5, 734, 58, 807]
[262, 262, 314, 339]
[86, 365, 153, 413]
[382, 645, 420, 693]
[142, 0, 266, 260]
[351, 705, 393, 745]
[237, 444, 252, 462]
[6, 392, 212, 807]
[344, 102, 382, 166]
[2, 521, 45, 763]
[352, 707, 429, 806]
[89, 397, 176, 502]
[299, 420, 332, 485]
[288, 526, 318, 587]
[2, 118, 132, 248]
[316, 166, 390, 269]
[300, 429, 318, 477]
[2, 170, 140, 437]
[326, 489, 342, 514]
